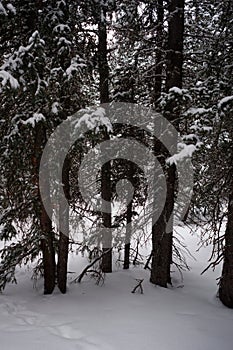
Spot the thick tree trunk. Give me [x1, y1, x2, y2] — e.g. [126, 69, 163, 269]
[150, 209, 171, 286]
[57, 156, 70, 293]
[219, 183, 233, 308]
[98, 7, 112, 273]
[165, 0, 184, 92]
[150, 0, 184, 287]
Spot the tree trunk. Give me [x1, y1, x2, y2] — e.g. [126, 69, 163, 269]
[150, 208, 171, 286]
[40, 204, 56, 295]
[101, 161, 112, 273]
[98, 7, 112, 273]
[124, 201, 132, 270]
[165, 0, 184, 92]
[57, 156, 70, 293]
[219, 183, 233, 308]
[150, 0, 184, 287]
[153, 0, 164, 105]
[35, 124, 56, 294]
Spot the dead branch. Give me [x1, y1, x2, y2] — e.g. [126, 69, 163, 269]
[144, 251, 152, 270]
[133, 240, 140, 265]
[72, 248, 112, 283]
[131, 279, 144, 294]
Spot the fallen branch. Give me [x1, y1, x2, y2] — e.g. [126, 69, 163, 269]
[131, 279, 144, 294]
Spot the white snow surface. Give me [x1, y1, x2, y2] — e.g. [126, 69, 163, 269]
[0, 228, 233, 350]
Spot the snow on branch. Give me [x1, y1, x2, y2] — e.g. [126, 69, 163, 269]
[0, 70, 19, 89]
[167, 143, 196, 165]
[64, 57, 86, 80]
[74, 107, 113, 134]
[0, 1, 7, 15]
[218, 96, 233, 110]
[21, 113, 46, 128]
[0, 2, 16, 15]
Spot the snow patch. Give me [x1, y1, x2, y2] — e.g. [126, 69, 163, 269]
[0, 228, 232, 350]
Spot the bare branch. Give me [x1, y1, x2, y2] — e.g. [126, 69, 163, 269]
[131, 279, 144, 294]
[72, 248, 112, 283]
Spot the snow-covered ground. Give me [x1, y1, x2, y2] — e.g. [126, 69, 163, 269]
[0, 227, 233, 350]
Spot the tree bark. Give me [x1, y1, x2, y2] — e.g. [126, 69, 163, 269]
[98, 6, 112, 273]
[57, 156, 70, 293]
[101, 161, 112, 273]
[165, 0, 184, 91]
[40, 203, 56, 295]
[150, 0, 184, 287]
[153, 0, 164, 105]
[35, 124, 56, 294]
[219, 182, 233, 308]
[124, 201, 132, 269]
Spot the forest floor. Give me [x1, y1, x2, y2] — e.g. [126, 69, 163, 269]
[0, 226, 233, 350]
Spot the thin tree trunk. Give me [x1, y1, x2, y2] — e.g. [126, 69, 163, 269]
[153, 0, 164, 105]
[101, 161, 112, 273]
[40, 204, 56, 294]
[57, 156, 70, 293]
[124, 201, 132, 269]
[98, 6, 112, 273]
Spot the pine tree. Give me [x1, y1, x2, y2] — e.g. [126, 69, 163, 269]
[0, 0, 88, 293]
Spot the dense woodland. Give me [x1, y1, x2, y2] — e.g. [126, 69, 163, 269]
[0, 0, 232, 309]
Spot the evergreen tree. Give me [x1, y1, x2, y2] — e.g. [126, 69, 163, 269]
[0, 0, 88, 293]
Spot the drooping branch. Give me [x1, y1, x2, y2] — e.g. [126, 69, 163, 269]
[72, 248, 112, 283]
